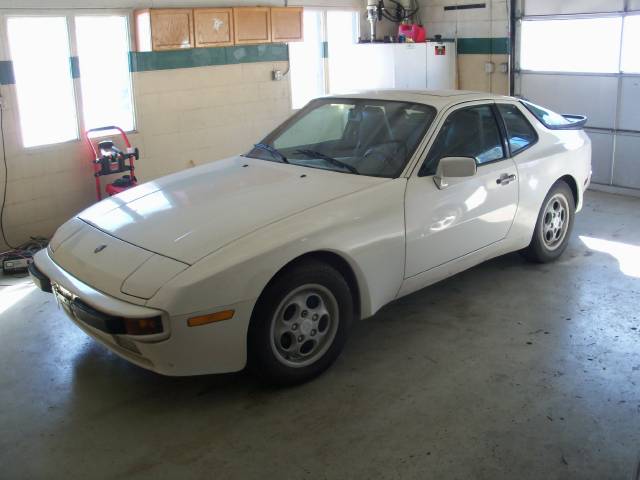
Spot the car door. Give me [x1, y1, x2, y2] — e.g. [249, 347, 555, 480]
[404, 101, 519, 277]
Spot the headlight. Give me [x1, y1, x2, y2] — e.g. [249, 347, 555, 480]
[49, 217, 84, 252]
[70, 299, 163, 335]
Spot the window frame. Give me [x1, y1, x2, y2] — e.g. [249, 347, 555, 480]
[518, 15, 623, 75]
[418, 102, 511, 177]
[621, 12, 640, 74]
[516, 12, 640, 76]
[0, 9, 137, 150]
[495, 102, 539, 158]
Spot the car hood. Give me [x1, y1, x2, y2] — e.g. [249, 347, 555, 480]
[78, 156, 387, 264]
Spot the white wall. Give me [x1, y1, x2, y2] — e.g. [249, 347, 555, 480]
[0, 61, 292, 248]
[0, 1, 362, 249]
[0, 5, 294, 249]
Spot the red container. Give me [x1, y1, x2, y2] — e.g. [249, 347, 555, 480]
[398, 23, 426, 43]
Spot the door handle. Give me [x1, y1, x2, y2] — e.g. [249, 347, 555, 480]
[496, 173, 516, 185]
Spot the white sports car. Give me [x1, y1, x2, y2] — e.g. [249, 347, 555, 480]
[30, 91, 591, 384]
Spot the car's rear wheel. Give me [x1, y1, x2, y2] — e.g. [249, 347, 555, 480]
[247, 259, 353, 385]
[522, 180, 575, 263]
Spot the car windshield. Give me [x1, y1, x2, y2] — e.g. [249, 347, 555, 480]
[245, 98, 437, 178]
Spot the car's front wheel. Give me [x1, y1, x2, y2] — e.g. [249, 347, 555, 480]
[522, 180, 575, 263]
[247, 259, 353, 385]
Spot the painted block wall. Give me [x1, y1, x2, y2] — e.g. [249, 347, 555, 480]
[0, 0, 511, 250]
[0, 0, 362, 250]
[0, 59, 292, 249]
[420, 0, 510, 95]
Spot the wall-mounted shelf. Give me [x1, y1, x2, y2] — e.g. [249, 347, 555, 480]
[134, 6, 303, 52]
[194, 8, 235, 48]
[135, 9, 194, 52]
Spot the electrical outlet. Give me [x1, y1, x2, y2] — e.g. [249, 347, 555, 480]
[499, 62, 509, 73]
[272, 69, 284, 81]
[484, 62, 495, 74]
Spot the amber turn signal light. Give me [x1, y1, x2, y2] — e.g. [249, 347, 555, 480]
[187, 310, 235, 327]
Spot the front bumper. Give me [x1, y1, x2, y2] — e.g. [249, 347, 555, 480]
[31, 249, 254, 376]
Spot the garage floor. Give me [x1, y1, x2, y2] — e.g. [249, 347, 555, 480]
[1, 190, 639, 480]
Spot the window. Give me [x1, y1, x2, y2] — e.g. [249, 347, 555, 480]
[326, 10, 360, 94]
[421, 105, 504, 176]
[7, 17, 78, 147]
[274, 103, 349, 148]
[6, 14, 135, 148]
[621, 15, 640, 73]
[247, 98, 436, 178]
[289, 9, 359, 109]
[289, 11, 325, 110]
[75, 16, 135, 132]
[497, 104, 537, 154]
[520, 17, 622, 73]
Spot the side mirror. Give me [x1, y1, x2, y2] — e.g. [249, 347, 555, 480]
[433, 156, 477, 189]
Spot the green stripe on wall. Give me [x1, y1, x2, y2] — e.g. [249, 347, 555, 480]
[0, 61, 15, 85]
[129, 43, 289, 72]
[1, 39, 509, 85]
[0, 44, 288, 85]
[457, 37, 510, 55]
[70, 56, 80, 79]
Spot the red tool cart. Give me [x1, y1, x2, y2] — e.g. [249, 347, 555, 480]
[84, 126, 140, 201]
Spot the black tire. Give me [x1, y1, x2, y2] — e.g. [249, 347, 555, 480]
[247, 259, 354, 386]
[522, 180, 575, 263]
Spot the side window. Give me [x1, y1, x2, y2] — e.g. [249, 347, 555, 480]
[420, 105, 505, 176]
[498, 104, 538, 154]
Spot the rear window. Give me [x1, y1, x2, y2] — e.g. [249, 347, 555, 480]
[520, 100, 587, 130]
[521, 101, 570, 127]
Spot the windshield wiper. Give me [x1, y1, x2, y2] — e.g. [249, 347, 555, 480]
[294, 149, 359, 174]
[253, 143, 289, 163]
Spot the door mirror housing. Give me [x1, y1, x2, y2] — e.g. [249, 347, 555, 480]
[433, 156, 477, 189]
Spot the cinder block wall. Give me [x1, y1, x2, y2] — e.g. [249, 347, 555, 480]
[0, 54, 291, 249]
[420, 0, 510, 95]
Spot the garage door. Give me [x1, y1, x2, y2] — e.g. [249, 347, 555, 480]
[513, 0, 640, 191]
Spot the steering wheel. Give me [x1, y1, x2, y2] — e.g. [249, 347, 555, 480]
[360, 142, 408, 176]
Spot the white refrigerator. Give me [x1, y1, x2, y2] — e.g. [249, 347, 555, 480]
[332, 41, 456, 92]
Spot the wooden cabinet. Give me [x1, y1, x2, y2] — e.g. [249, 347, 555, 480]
[270, 7, 303, 42]
[134, 9, 194, 51]
[194, 8, 234, 47]
[233, 7, 271, 45]
[134, 6, 304, 51]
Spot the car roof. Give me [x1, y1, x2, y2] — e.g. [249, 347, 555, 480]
[326, 89, 515, 110]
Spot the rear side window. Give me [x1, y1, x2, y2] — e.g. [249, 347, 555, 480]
[421, 105, 504, 175]
[497, 104, 538, 154]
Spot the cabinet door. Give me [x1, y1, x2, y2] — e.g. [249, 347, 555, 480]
[150, 8, 194, 51]
[233, 7, 271, 45]
[194, 8, 234, 47]
[271, 7, 303, 42]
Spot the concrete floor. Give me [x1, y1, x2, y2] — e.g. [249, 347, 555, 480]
[1, 190, 640, 480]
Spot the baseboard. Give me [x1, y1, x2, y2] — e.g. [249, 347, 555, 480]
[588, 183, 640, 199]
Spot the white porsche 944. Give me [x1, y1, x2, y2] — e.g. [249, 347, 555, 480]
[31, 91, 591, 384]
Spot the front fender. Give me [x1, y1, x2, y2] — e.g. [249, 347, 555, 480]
[147, 179, 407, 319]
